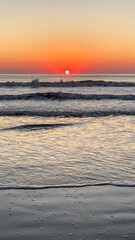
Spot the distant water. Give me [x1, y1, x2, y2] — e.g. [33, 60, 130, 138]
[0, 74, 135, 189]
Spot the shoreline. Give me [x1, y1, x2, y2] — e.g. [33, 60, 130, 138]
[1, 185, 135, 239]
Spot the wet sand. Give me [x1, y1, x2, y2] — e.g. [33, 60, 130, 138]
[0, 186, 135, 240]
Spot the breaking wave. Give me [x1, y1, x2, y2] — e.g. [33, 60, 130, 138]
[0, 109, 135, 117]
[0, 79, 135, 88]
[1, 123, 73, 131]
[1, 92, 135, 101]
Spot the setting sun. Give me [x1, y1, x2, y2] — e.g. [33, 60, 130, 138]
[65, 70, 70, 75]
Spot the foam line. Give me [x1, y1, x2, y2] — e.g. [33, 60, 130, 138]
[0, 182, 135, 190]
[0, 79, 135, 88]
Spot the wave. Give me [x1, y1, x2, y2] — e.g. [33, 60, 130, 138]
[0, 110, 135, 117]
[0, 181, 135, 190]
[1, 92, 135, 101]
[1, 123, 73, 131]
[0, 79, 135, 88]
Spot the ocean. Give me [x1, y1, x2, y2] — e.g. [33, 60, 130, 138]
[0, 74, 135, 189]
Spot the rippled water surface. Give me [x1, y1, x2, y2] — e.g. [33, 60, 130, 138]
[0, 74, 135, 187]
[0, 115, 135, 186]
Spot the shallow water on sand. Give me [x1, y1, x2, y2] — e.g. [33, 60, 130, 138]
[0, 115, 135, 186]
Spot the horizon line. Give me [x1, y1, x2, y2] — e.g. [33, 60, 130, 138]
[1, 73, 135, 75]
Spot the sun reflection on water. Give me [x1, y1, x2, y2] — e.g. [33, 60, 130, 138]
[0, 116, 135, 185]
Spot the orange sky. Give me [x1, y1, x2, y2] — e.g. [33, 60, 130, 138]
[0, 0, 135, 74]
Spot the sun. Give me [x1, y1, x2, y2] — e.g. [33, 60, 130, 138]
[65, 69, 70, 75]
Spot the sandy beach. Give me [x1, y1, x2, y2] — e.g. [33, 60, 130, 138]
[0, 185, 135, 240]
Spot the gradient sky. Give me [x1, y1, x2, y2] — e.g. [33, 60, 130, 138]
[0, 0, 135, 74]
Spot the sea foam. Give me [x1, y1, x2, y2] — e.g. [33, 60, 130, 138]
[0, 181, 135, 190]
[0, 79, 135, 88]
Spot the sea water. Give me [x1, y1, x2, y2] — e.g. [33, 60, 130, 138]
[0, 74, 135, 189]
